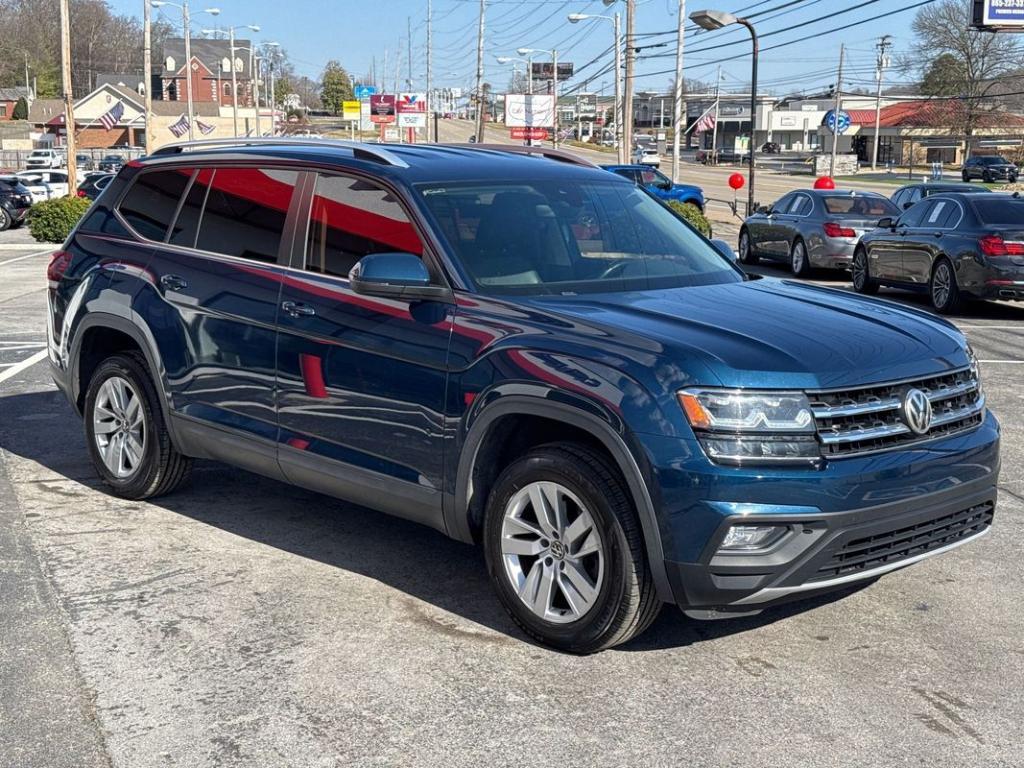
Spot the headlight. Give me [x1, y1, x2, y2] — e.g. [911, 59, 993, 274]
[678, 389, 820, 466]
[967, 345, 983, 395]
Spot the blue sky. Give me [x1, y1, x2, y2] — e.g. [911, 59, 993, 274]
[107, 0, 927, 96]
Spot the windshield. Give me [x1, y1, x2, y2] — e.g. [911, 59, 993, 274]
[981, 157, 1008, 165]
[972, 198, 1024, 226]
[822, 194, 899, 217]
[418, 179, 741, 296]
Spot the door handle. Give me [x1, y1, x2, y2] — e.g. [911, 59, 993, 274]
[281, 300, 315, 318]
[160, 274, 188, 291]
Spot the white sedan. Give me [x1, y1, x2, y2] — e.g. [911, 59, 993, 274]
[15, 170, 70, 203]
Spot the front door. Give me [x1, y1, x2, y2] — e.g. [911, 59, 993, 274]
[275, 172, 453, 531]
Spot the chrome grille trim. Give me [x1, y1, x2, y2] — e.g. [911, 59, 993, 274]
[818, 395, 986, 445]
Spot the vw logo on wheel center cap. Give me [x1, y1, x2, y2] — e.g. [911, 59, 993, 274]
[901, 387, 933, 435]
[549, 540, 566, 559]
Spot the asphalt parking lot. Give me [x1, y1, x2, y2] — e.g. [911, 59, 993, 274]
[1, 233, 1023, 767]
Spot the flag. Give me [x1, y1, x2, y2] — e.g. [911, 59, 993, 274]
[196, 119, 216, 135]
[99, 101, 125, 131]
[694, 110, 716, 134]
[168, 114, 190, 138]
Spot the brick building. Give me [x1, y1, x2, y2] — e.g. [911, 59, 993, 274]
[158, 38, 256, 108]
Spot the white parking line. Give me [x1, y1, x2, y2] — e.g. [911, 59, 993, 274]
[979, 359, 1024, 364]
[959, 325, 1024, 331]
[0, 250, 51, 267]
[0, 349, 47, 385]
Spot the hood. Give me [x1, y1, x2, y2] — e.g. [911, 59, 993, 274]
[667, 184, 704, 199]
[523, 278, 967, 390]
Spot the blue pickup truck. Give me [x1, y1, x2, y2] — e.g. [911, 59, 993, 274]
[602, 163, 705, 211]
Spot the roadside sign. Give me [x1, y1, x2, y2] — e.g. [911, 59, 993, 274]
[824, 109, 851, 135]
[370, 94, 396, 124]
[354, 84, 377, 100]
[504, 94, 555, 128]
[360, 100, 373, 131]
[511, 127, 549, 140]
[342, 100, 361, 121]
[973, 0, 1024, 28]
[397, 92, 428, 128]
[576, 94, 597, 119]
[531, 62, 574, 80]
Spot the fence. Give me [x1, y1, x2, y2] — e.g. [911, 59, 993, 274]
[0, 146, 146, 172]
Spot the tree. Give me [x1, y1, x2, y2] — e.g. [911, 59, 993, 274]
[11, 96, 27, 120]
[319, 60, 353, 116]
[920, 53, 966, 97]
[911, 0, 1024, 154]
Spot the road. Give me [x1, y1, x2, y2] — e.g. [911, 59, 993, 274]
[1, 202, 1023, 767]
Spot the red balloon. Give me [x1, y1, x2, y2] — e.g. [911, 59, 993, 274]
[728, 173, 745, 191]
[814, 176, 836, 190]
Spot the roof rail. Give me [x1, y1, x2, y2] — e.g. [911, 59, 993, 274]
[150, 137, 409, 168]
[448, 143, 599, 168]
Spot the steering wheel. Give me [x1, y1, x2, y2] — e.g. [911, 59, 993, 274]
[598, 260, 633, 280]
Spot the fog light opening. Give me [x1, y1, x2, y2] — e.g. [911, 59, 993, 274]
[719, 524, 789, 552]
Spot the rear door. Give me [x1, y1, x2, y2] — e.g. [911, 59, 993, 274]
[275, 171, 453, 530]
[751, 193, 794, 257]
[904, 199, 958, 285]
[871, 201, 927, 282]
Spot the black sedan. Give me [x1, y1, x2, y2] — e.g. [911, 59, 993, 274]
[75, 172, 114, 201]
[98, 154, 125, 173]
[891, 182, 991, 210]
[852, 192, 1024, 313]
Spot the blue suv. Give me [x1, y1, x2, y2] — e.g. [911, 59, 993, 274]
[602, 163, 705, 210]
[47, 139, 999, 653]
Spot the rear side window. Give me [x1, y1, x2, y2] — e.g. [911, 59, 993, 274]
[118, 169, 194, 241]
[789, 194, 812, 215]
[194, 168, 299, 263]
[922, 199, 960, 228]
[303, 174, 423, 278]
[168, 168, 212, 248]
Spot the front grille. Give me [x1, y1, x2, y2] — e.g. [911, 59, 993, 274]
[811, 501, 994, 582]
[809, 367, 984, 458]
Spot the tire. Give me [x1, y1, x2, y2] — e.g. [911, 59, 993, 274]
[983, 171, 993, 183]
[961, 171, 970, 183]
[0, 207, 10, 232]
[738, 228, 759, 265]
[483, 443, 661, 654]
[929, 258, 962, 314]
[852, 247, 878, 295]
[790, 238, 811, 277]
[83, 352, 192, 499]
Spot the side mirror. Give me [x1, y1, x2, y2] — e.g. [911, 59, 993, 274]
[348, 253, 452, 302]
[658, 181, 672, 191]
[756, 205, 772, 215]
[902, 201, 913, 210]
[877, 217, 894, 230]
[710, 239, 737, 262]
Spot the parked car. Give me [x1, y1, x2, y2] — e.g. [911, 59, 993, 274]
[15, 169, 70, 201]
[75, 172, 114, 201]
[961, 155, 1018, 183]
[98, 154, 125, 173]
[853, 192, 1024, 313]
[739, 189, 901, 275]
[47, 139, 999, 653]
[891, 182, 991, 210]
[760, 142, 781, 154]
[25, 148, 64, 170]
[76, 154, 95, 172]
[696, 148, 748, 164]
[0, 176, 33, 230]
[632, 146, 661, 167]
[602, 164, 705, 210]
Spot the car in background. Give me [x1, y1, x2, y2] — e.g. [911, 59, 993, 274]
[739, 189, 900, 276]
[891, 182, 991, 210]
[0, 176, 33, 230]
[98, 154, 125, 173]
[962, 155, 1018, 183]
[602, 164, 705, 211]
[25, 148, 64, 170]
[760, 142, 781, 154]
[75, 172, 114, 201]
[15, 169, 70, 202]
[853, 192, 1024, 313]
[632, 146, 661, 168]
[76, 154, 95, 172]
[696, 147, 748, 164]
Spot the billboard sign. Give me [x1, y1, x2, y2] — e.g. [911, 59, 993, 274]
[973, 0, 1024, 28]
[531, 62, 574, 80]
[576, 94, 597, 119]
[824, 109, 851, 135]
[511, 127, 549, 140]
[370, 94, 396, 124]
[397, 92, 428, 128]
[505, 94, 555, 128]
[354, 84, 377, 100]
[342, 100, 361, 121]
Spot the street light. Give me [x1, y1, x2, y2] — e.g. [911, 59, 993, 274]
[691, 8, 758, 215]
[496, 56, 533, 94]
[568, 11, 622, 162]
[517, 47, 558, 147]
[203, 14, 260, 137]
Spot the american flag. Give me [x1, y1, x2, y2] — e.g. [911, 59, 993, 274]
[694, 110, 716, 134]
[168, 114, 190, 138]
[196, 119, 216, 136]
[99, 101, 125, 131]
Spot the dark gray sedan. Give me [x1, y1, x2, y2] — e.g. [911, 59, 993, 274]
[739, 189, 900, 276]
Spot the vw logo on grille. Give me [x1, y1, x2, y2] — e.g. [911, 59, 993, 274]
[901, 388, 933, 435]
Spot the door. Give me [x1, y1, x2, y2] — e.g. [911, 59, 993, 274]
[133, 165, 301, 473]
[904, 199, 959, 285]
[750, 193, 793, 258]
[871, 200, 927, 282]
[275, 172, 453, 530]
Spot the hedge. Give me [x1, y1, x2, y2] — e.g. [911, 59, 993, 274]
[666, 200, 713, 238]
[27, 196, 91, 243]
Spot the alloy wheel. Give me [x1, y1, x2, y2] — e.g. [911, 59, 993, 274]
[853, 251, 867, 289]
[92, 375, 146, 479]
[499, 480, 605, 624]
[932, 262, 952, 309]
[792, 241, 806, 274]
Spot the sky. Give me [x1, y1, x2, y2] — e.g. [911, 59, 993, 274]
[106, 0, 929, 97]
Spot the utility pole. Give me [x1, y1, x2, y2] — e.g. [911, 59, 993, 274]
[427, 0, 433, 142]
[710, 64, 721, 163]
[253, 55, 262, 137]
[611, 14, 622, 162]
[473, 0, 485, 143]
[59, 0, 76, 194]
[552, 49, 559, 148]
[229, 26, 239, 136]
[623, 0, 635, 161]
[407, 16, 413, 90]
[268, 61, 276, 135]
[671, 0, 686, 182]
[871, 35, 892, 172]
[143, 0, 153, 153]
[829, 43, 844, 178]
[183, 1, 195, 140]
[24, 52, 30, 99]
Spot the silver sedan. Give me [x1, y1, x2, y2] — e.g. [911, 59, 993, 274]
[738, 189, 901, 276]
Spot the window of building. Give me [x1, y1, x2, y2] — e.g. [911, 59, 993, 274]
[0, 105, 7, 118]
[222, 57, 231, 72]
[118, 168, 195, 242]
[223, 82, 232, 97]
[165, 56, 176, 71]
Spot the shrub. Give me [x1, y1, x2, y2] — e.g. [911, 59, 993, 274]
[12, 96, 28, 121]
[27, 195, 91, 243]
[667, 200, 712, 238]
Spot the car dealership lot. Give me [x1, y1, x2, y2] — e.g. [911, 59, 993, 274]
[2, 243, 1024, 767]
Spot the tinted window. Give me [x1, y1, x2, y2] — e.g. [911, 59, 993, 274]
[898, 200, 930, 227]
[639, 168, 669, 186]
[304, 174, 423, 278]
[922, 199, 960, 228]
[772, 194, 794, 214]
[892, 189, 908, 208]
[822, 194, 899, 217]
[119, 169, 193, 241]
[195, 168, 299, 263]
[972, 198, 1024, 226]
[907, 188, 923, 205]
[168, 168, 212, 248]
[789, 194, 812, 215]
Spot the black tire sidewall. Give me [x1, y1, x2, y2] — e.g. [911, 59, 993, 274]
[852, 249, 868, 291]
[738, 229, 757, 264]
[483, 450, 633, 652]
